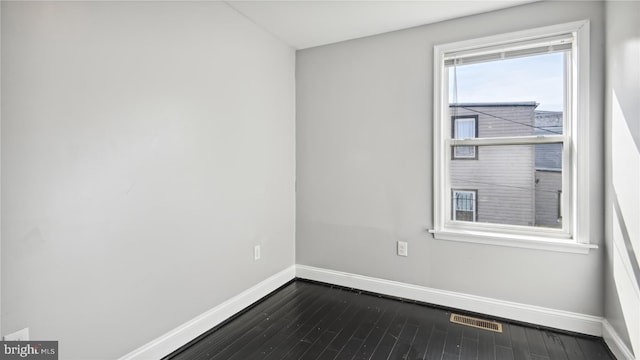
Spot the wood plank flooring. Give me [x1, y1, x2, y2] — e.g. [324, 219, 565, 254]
[165, 280, 615, 360]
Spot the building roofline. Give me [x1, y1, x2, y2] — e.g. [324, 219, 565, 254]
[450, 102, 538, 107]
[535, 110, 563, 115]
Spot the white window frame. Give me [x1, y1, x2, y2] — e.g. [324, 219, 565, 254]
[432, 20, 596, 254]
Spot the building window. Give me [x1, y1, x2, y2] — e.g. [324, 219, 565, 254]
[452, 190, 477, 221]
[432, 21, 594, 252]
[557, 190, 563, 222]
[452, 116, 478, 159]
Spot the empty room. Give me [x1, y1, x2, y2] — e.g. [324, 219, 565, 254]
[1, 0, 638, 359]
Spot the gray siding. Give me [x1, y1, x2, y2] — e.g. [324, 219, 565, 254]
[452, 104, 537, 138]
[450, 105, 536, 226]
[535, 143, 563, 170]
[535, 111, 563, 170]
[535, 170, 562, 228]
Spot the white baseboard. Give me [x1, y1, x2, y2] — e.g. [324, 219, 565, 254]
[603, 319, 636, 360]
[295, 265, 603, 336]
[119, 266, 296, 360]
[120, 264, 614, 360]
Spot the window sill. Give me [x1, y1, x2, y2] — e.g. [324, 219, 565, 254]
[429, 229, 597, 254]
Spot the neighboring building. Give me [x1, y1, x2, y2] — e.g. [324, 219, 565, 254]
[534, 110, 563, 228]
[449, 103, 562, 228]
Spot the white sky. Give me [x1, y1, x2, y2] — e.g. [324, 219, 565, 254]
[448, 52, 565, 112]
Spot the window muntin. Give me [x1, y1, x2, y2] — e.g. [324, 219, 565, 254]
[432, 22, 591, 247]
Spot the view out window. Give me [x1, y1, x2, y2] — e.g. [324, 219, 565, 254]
[432, 21, 592, 250]
[452, 190, 477, 221]
[452, 116, 478, 159]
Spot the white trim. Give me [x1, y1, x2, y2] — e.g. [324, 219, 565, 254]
[0, 1, 3, 334]
[602, 319, 636, 360]
[430, 230, 597, 254]
[295, 265, 603, 336]
[572, 20, 591, 245]
[444, 33, 574, 63]
[117, 264, 617, 358]
[435, 21, 589, 57]
[118, 266, 296, 360]
[433, 40, 446, 238]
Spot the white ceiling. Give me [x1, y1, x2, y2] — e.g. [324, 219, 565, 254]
[225, 0, 538, 49]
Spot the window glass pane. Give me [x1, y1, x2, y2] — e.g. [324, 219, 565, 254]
[454, 118, 475, 138]
[450, 144, 563, 228]
[448, 52, 567, 138]
[454, 146, 476, 158]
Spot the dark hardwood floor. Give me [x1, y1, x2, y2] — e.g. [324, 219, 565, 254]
[165, 280, 615, 360]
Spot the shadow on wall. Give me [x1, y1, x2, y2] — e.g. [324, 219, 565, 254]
[610, 89, 640, 358]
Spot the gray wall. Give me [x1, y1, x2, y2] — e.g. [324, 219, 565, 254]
[1, 2, 295, 359]
[604, 0, 640, 356]
[297, 1, 605, 314]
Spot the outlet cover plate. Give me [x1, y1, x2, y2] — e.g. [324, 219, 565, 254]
[397, 241, 408, 257]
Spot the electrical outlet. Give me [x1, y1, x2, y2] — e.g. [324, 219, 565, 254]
[4, 328, 29, 341]
[254, 245, 261, 261]
[397, 241, 408, 257]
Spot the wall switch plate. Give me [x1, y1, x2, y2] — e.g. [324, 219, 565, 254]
[4, 328, 29, 341]
[254, 245, 261, 261]
[397, 241, 408, 257]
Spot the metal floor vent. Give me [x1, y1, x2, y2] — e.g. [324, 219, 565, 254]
[450, 314, 503, 333]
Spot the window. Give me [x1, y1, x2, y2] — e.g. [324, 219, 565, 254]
[432, 21, 595, 253]
[557, 190, 563, 222]
[452, 190, 477, 221]
[452, 116, 478, 159]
